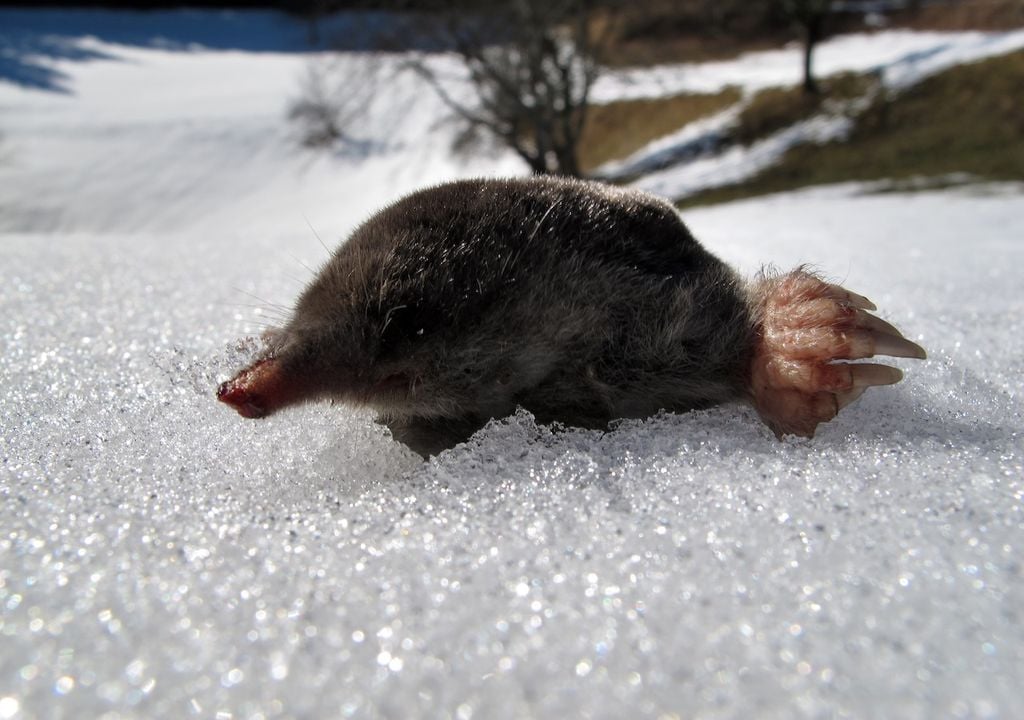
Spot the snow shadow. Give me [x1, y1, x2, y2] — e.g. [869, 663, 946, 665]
[0, 9, 414, 93]
[0, 27, 117, 93]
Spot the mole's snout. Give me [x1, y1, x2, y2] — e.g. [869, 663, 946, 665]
[217, 381, 269, 418]
[217, 357, 299, 419]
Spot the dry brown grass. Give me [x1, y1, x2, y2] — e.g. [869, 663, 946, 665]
[732, 73, 877, 146]
[680, 50, 1024, 207]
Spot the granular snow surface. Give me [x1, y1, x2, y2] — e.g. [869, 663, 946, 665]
[4, 187, 1023, 720]
[2, 11, 1023, 720]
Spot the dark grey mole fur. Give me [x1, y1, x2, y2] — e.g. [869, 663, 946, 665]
[273, 176, 754, 456]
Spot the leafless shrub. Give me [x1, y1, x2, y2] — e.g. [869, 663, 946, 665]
[288, 55, 386, 149]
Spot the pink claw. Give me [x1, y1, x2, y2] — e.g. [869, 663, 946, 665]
[750, 270, 925, 438]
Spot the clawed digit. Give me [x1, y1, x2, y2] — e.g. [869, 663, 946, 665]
[823, 282, 877, 311]
[750, 270, 926, 438]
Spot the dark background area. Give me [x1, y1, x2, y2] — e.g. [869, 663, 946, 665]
[0, 1, 481, 9]
[1, 1, 318, 8]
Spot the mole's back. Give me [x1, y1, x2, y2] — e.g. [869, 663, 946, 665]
[332, 176, 731, 352]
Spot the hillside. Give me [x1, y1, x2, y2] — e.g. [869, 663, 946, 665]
[589, 27, 1024, 202]
[680, 49, 1024, 206]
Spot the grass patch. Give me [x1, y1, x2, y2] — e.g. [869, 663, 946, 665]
[732, 73, 875, 145]
[579, 87, 741, 173]
[679, 50, 1024, 208]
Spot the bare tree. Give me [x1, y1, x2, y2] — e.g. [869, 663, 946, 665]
[408, 0, 613, 177]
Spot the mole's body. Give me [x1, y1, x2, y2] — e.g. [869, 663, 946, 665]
[218, 177, 925, 456]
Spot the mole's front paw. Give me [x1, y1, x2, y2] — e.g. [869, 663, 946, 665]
[749, 269, 926, 438]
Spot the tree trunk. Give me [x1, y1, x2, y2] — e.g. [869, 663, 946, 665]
[802, 13, 823, 96]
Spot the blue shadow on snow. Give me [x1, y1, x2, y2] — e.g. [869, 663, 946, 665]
[0, 8, 400, 93]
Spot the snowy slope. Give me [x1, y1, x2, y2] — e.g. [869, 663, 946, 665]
[1, 11, 1023, 720]
[604, 28, 1024, 200]
[0, 10, 523, 239]
[594, 27, 1024, 100]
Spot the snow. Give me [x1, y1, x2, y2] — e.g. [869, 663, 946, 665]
[2, 10, 1023, 720]
[594, 28, 1024, 100]
[0, 12, 522, 238]
[630, 114, 855, 201]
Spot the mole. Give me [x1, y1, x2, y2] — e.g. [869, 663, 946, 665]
[218, 176, 926, 457]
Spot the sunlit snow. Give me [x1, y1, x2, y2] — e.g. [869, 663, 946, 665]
[1, 10, 1022, 720]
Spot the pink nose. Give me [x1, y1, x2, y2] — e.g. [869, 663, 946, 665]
[217, 381, 269, 418]
[217, 357, 294, 419]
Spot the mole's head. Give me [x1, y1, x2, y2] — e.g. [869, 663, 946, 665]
[217, 260, 413, 419]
